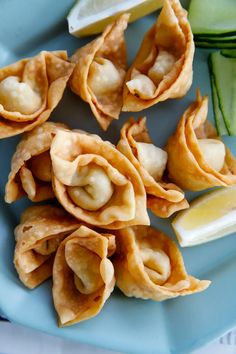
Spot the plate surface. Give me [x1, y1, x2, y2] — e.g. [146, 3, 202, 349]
[1, 1, 236, 353]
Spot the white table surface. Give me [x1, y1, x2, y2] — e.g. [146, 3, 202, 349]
[1, 321, 236, 354]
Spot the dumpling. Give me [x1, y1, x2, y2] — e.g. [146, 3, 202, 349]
[69, 14, 129, 130]
[122, 0, 194, 112]
[5, 122, 67, 203]
[113, 226, 210, 301]
[53, 225, 116, 326]
[50, 129, 149, 229]
[14, 205, 81, 289]
[117, 117, 188, 217]
[0, 51, 74, 138]
[166, 90, 236, 190]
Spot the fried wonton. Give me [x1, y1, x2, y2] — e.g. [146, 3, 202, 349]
[0, 51, 74, 138]
[5, 122, 67, 203]
[117, 117, 188, 217]
[50, 129, 149, 229]
[122, 0, 194, 112]
[113, 226, 210, 301]
[53, 225, 116, 326]
[166, 91, 236, 190]
[14, 205, 81, 289]
[69, 14, 129, 130]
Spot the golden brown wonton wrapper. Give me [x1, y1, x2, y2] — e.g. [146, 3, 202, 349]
[117, 117, 188, 217]
[122, 0, 194, 112]
[113, 226, 210, 301]
[69, 14, 129, 130]
[166, 91, 236, 190]
[5, 122, 67, 203]
[0, 51, 74, 138]
[53, 225, 116, 326]
[14, 205, 81, 289]
[50, 129, 149, 229]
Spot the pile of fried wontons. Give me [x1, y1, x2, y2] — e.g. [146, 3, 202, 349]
[2, 0, 236, 327]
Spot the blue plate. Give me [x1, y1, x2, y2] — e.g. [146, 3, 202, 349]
[1, 1, 236, 353]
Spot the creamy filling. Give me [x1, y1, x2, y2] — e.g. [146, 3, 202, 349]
[140, 247, 171, 285]
[197, 138, 226, 172]
[148, 50, 175, 86]
[88, 57, 125, 96]
[126, 69, 156, 99]
[67, 165, 114, 211]
[136, 142, 168, 181]
[126, 50, 175, 98]
[0, 76, 41, 114]
[65, 242, 103, 294]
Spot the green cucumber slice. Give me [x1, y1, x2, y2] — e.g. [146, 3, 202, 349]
[210, 51, 236, 135]
[188, 0, 236, 36]
[210, 75, 229, 135]
[221, 49, 236, 58]
[195, 35, 236, 43]
[208, 55, 228, 135]
[196, 41, 236, 49]
[212, 78, 228, 135]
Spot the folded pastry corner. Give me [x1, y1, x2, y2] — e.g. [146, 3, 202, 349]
[50, 129, 149, 228]
[117, 117, 188, 217]
[122, 0, 194, 112]
[166, 90, 236, 190]
[5, 122, 67, 203]
[52, 225, 116, 326]
[69, 13, 129, 130]
[0, 51, 74, 139]
[14, 205, 81, 289]
[113, 225, 210, 301]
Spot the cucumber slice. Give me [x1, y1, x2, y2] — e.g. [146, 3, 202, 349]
[195, 31, 236, 39]
[188, 0, 236, 36]
[212, 79, 228, 135]
[210, 76, 229, 135]
[210, 51, 236, 135]
[195, 35, 236, 43]
[196, 41, 236, 49]
[221, 49, 236, 58]
[208, 56, 228, 135]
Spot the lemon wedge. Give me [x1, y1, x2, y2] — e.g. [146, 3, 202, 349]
[67, 0, 163, 37]
[172, 186, 236, 247]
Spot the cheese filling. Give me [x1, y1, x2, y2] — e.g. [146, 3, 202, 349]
[88, 57, 125, 96]
[126, 69, 156, 99]
[65, 242, 103, 294]
[0, 76, 42, 114]
[148, 50, 175, 86]
[140, 246, 171, 285]
[136, 142, 168, 180]
[67, 165, 114, 211]
[198, 138, 226, 172]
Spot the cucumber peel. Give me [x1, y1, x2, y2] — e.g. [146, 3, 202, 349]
[221, 49, 236, 58]
[189, 0, 236, 49]
[209, 51, 236, 136]
[189, 0, 236, 36]
[197, 42, 236, 49]
[209, 60, 229, 135]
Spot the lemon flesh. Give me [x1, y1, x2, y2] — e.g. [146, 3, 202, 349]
[67, 0, 163, 37]
[172, 186, 236, 247]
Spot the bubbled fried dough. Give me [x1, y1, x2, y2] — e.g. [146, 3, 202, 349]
[5, 122, 67, 203]
[0, 51, 74, 138]
[50, 129, 149, 229]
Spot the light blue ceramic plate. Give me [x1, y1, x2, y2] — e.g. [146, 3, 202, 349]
[1, 1, 236, 353]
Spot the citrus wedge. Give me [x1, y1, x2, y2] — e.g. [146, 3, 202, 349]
[67, 0, 163, 37]
[172, 186, 236, 247]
